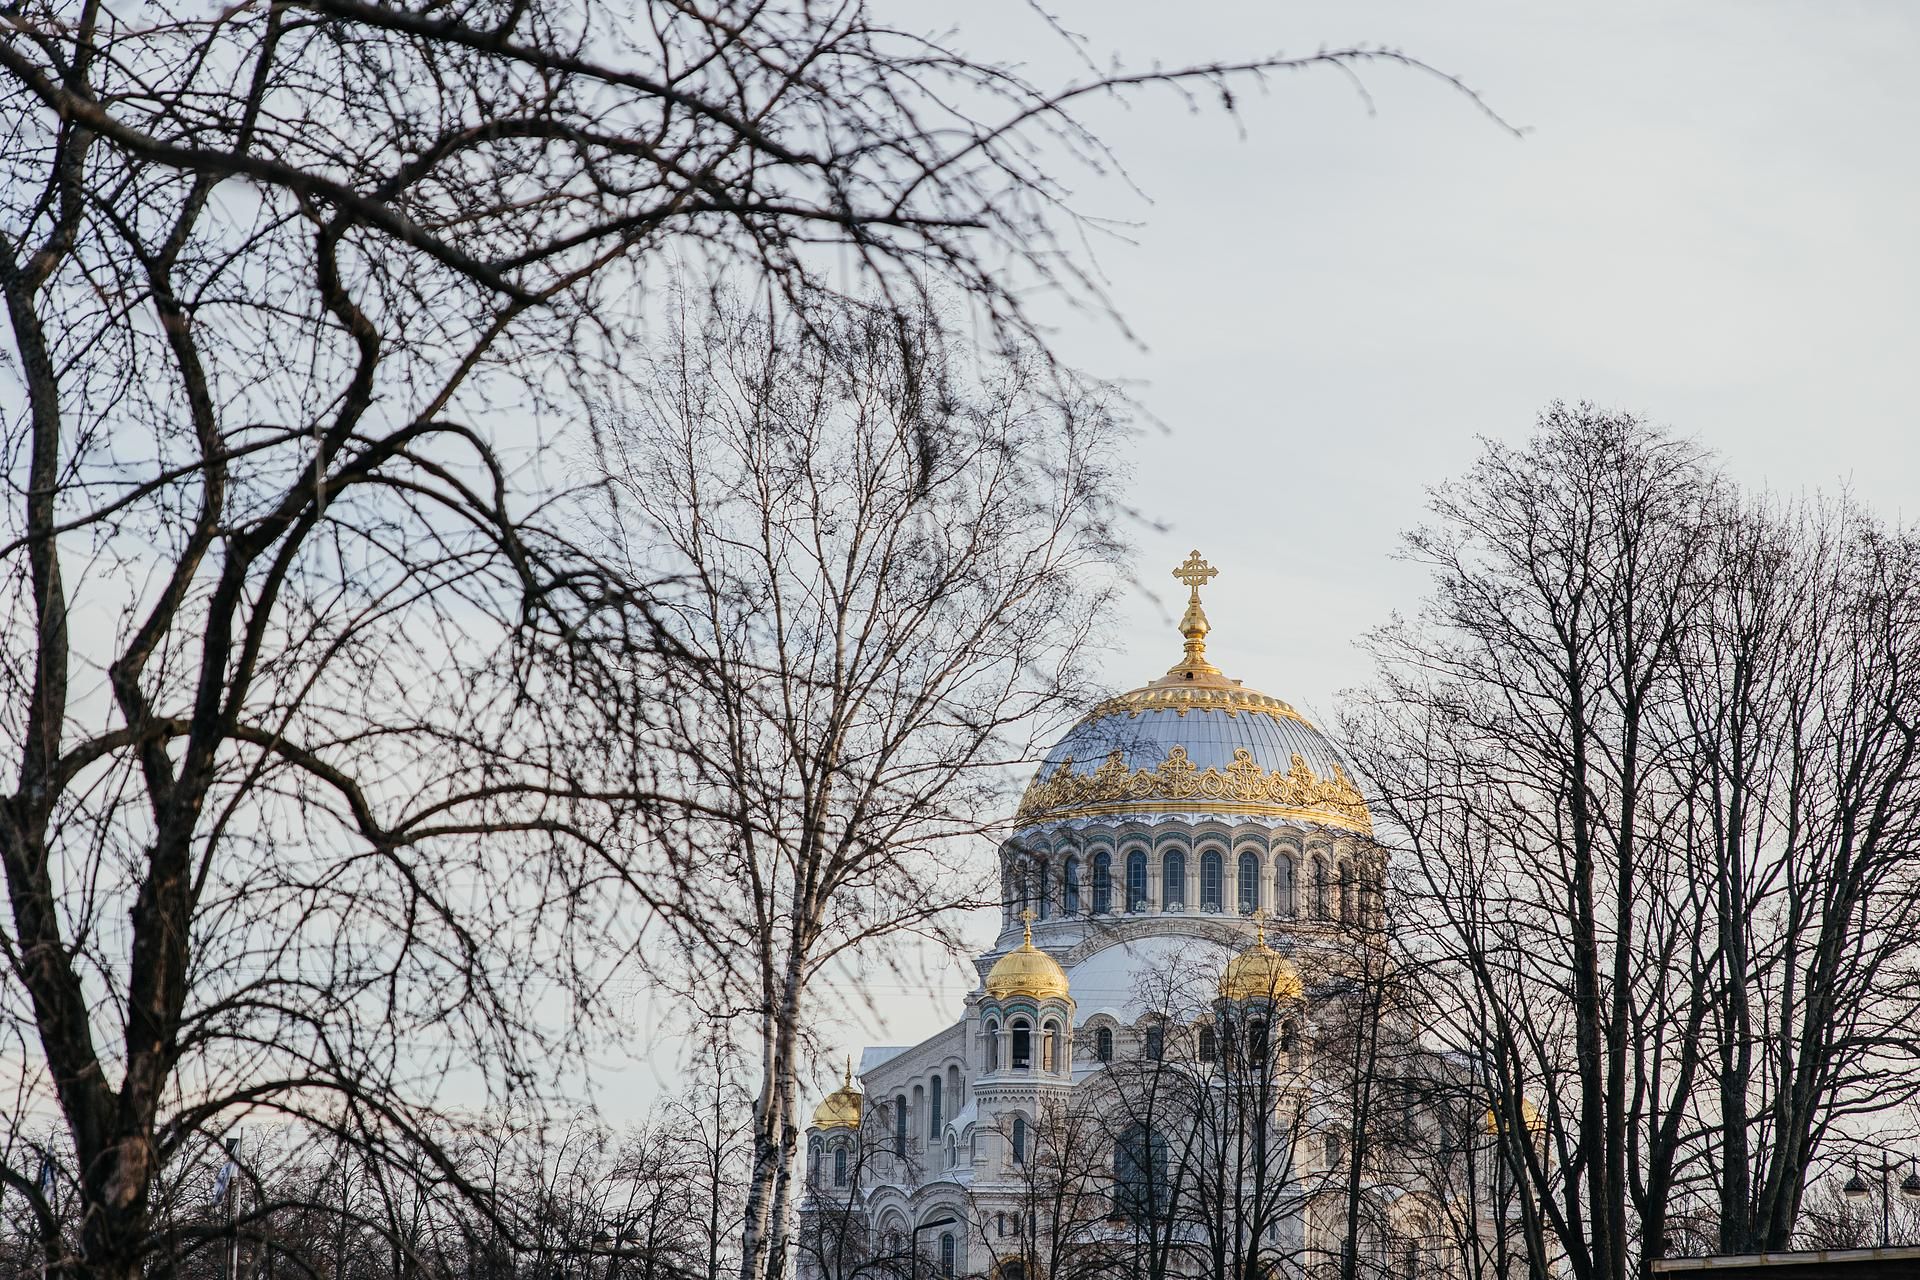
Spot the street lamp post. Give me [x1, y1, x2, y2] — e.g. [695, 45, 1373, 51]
[1844, 1155, 1920, 1247]
[909, 1215, 958, 1280]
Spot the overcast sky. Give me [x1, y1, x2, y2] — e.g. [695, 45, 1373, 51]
[619, 0, 1920, 1110]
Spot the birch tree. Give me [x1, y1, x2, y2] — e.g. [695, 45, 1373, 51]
[591, 293, 1123, 1280]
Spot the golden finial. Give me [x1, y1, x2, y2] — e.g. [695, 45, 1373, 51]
[1168, 550, 1221, 678]
[844, 1056, 853, 1088]
[1252, 906, 1269, 946]
[1019, 907, 1037, 944]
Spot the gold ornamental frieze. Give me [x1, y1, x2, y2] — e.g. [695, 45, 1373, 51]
[1090, 683, 1307, 722]
[1014, 745, 1373, 834]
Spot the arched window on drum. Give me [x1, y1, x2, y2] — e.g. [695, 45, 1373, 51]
[1126, 851, 1148, 912]
[1274, 853, 1295, 917]
[1092, 852, 1113, 914]
[1312, 855, 1329, 919]
[1238, 851, 1261, 914]
[1201, 850, 1223, 912]
[1162, 850, 1186, 911]
[1063, 856, 1081, 915]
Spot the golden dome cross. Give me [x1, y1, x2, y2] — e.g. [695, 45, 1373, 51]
[1173, 550, 1218, 595]
[1169, 550, 1221, 675]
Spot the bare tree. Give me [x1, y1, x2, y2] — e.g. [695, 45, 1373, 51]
[1350, 405, 1920, 1279]
[590, 290, 1123, 1280]
[965, 1094, 1124, 1280]
[1673, 497, 1920, 1251]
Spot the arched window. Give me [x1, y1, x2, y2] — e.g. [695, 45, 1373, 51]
[1035, 858, 1050, 920]
[947, 1135, 957, 1167]
[948, 1064, 961, 1109]
[1404, 1241, 1421, 1279]
[996, 1212, 1006, 1237]
[809, 1136, 822, 1178]
[1012, 1115, 1027, 1164]
[895, 1095, 908, 1155]
[1019, 864, 1034, 918]
[1002, 1261, 1027, 1280]
[1113, 1124, 1168, 1224]
[928, 1074, 942, 1136]
[1126, 851, 1148, 911]
[1001, 864, 1015, 924]
[1198, 1025, 1217, 1062]
[1274, 853, 1295, 916]
[1092, 852, 1112, 914]
[833, 1145, 848, 1187]
[940, 1233, 956, 1277]
[1324, 1131, 1342, 1168]
[1063, 857, 1081, 914]
[1338, 860, 1353, 922]
[1312, 856, 1329, 919]
[1011, 1019, 1032, 1070]
[1042, 1021, 1059, 1073]
[1201, 851, 1223, 912]
[1162, 850, 1186, 911]
[1280, 1020, 1298, 1055]
[1248, 1019, 1269, 1064]
[1238, 852, 1260, 913]
[1096, 1027, 1114, 1063]
[1143, 1023, 1164, 1062]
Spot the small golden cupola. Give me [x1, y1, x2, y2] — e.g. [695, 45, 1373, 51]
[812, 1059, 863, 1130]
[985, 910, 1071, 1001]
[1219, 913, 1304, 1002]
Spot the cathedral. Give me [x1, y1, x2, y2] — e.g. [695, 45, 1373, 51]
[798, 556, 1512, 1280]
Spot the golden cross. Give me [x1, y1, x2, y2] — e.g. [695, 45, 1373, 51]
[1173, 550, 1218, 594]
[1019, 906, 1037, 943]
[1251, 905, 1269, 946]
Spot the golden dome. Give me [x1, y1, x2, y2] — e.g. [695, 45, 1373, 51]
[1485, 1097, 1545, 1135]
[985, 911, 1071, 1002]
[1013, 553, 1372, 835]
[812, 1059, 862, 1130]
[1219, 915, 1304, 1002]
